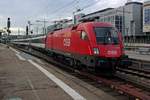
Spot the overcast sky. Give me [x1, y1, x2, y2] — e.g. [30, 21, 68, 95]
[0, 0, 144, 29]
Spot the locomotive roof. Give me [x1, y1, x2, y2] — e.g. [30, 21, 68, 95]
[78, 22, 113, 27]
[47, 22, 113, 34]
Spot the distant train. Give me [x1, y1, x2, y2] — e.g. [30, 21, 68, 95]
[12, 22, 131, 73]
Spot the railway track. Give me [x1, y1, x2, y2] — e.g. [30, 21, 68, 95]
[115, 68, 150, 90]
[10, 45, 150, 100]
[116, 67, 150, 78]
[128, 59, 150, 73]
[114, 58, 150, 91]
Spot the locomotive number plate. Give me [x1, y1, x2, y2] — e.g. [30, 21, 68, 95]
[107, 50, 117, 55]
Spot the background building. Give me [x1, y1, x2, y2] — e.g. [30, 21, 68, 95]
[142, 1, 150, 43]
[143, 1, 150, 33]
[82, 8, 124, 35]
[124, 2, 143, 43]
[76, 1, 143, 43]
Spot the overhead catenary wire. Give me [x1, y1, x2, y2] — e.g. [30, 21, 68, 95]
[46, 0, 95, 17]
[30, 0, 103, 20]
[74, 0, 102, 13]
[38, 0, 102, 22]
[48, 0, 78, 15]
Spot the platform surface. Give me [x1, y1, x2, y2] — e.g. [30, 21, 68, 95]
[0, 44, 74, 100]
[0, 44, 117, 100]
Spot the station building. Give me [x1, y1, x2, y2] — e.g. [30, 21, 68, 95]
[143, 1, 150, 35]
[78, 1, 143, 43]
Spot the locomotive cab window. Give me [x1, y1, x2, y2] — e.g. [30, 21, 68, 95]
[94, 27, 119, 44]
[80, 31, 88, 40]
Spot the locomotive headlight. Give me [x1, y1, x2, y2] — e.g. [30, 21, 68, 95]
[93, 48, 99, 55]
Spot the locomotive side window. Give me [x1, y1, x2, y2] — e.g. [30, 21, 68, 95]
[94, 27, 119, 44]
[80, 31, 88, 40]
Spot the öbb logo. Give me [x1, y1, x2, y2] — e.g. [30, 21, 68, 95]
[63, 38, 71, 46]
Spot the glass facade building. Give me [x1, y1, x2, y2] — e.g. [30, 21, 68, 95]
[99, 15, 123, 34]
[81, 2, 143, 39]
[143, 1, 150, 33]
[144, 8, 150, 25]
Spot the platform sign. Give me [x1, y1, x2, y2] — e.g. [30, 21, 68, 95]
[143, 3, 150, 32]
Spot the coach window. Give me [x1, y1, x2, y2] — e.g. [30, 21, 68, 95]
[80, 31, 88, 40]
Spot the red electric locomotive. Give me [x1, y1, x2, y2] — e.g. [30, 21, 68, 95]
[45, 22, 130, 72]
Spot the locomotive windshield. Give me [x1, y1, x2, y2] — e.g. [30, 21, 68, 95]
[94, 27, 119, 44]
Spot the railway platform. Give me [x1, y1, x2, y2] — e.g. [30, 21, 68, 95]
[0, 43, 117, 100]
